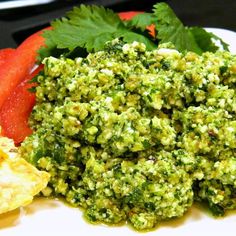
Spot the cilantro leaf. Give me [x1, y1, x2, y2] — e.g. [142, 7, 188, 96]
[152, 2, 203, 54]
[38, 5, 156, 62]
[151, 2, 229, 54]
[189, 27, 218, 52]
[38, 2, 229, 61]
[37, 28, 66, 61]
[189, 27, 229, 52]
[125, 12, 154, 31]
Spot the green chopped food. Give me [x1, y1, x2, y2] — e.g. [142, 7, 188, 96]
[20, 39, 236, 230]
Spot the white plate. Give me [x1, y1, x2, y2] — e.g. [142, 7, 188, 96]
[1, 28, 236, 236]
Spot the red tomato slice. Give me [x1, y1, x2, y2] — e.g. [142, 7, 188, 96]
[118, 11, 143, 20]
[0, 29, 47, 109]
[0, 48, 15, 68]
[0, 65, 43, 144]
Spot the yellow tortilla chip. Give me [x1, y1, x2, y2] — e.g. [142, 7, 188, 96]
[0, 137, 50, 214]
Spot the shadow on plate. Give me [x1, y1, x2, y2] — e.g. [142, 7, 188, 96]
[23, 197, 61, 215]
[159, 203, 205, 230]
[0, 197, 60, 230]
[0, 208, 21, 229]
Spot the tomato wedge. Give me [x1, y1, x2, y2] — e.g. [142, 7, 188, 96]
[0, 29, 47, 109]
[118, 11, 143, 20]
[0, 48, 15, 68]
[0, 65, 43, 144]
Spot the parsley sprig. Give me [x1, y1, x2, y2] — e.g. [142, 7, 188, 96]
[38, 2, 229, 61]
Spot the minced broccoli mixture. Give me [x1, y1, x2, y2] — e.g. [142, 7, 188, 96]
[19, 39, 236, 230]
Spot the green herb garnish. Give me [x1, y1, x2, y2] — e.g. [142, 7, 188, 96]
[38, 2, 229, 61]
